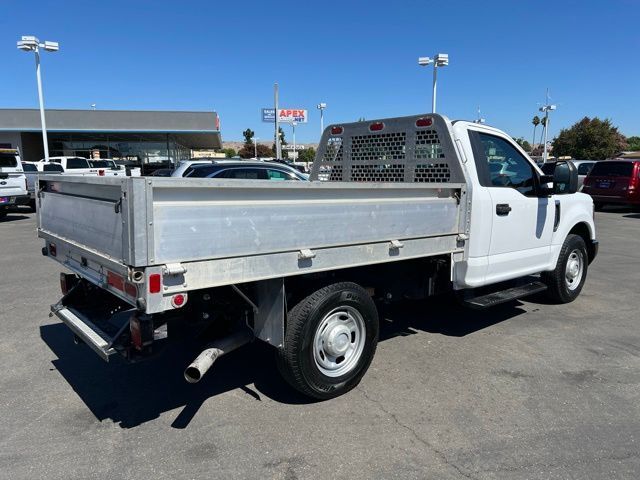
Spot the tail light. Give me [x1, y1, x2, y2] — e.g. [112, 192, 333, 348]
[171, 293, 187, 308]
[48, 242, 57, 257]
[416, 117, 433, 127]
[330, 126, 343, 135]
[25, 178, 28, 190]
[369, 122, 384, 132]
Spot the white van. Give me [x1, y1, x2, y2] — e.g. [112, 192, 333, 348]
[0, 148, 29, 219]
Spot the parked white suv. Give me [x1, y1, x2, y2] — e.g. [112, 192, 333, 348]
[0, 148, 29, 219]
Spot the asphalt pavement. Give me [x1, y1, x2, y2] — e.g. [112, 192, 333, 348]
[1, 206, 639, 480]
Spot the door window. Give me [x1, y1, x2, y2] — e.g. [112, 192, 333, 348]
[66, 158, 90, 169]
[266, 169, 295, 181]
[475, 133, 536, 196]
[217, 168, 268, 180]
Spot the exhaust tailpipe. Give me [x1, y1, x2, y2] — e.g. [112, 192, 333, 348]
[184, 330, 253, 384]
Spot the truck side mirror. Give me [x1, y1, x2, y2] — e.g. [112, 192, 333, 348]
[540, 161, 579, 194]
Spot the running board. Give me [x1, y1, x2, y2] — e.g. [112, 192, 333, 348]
[462, 281, 547, 309]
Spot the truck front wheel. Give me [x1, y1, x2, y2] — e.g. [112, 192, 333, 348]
[277, 282, 379, 400]
[542, 234, 588, 303]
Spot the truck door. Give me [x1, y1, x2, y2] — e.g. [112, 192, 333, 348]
[468, 131, 555, 283]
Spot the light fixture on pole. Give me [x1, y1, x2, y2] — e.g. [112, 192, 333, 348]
[253, 137, 258, 159]
[538, 89, 556, 163]
[317, 102, 327, 136]
[17, 35, 59, 162]
[418, 53, 449, 113]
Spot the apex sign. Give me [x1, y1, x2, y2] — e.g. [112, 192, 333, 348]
[262, 108, 308, 123]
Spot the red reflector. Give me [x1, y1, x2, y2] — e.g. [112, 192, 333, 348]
[171, 293, 187, 308]
[107, 271, 125, 291]
[330, 126, 343, 135]
[60, 273, 70, 295]
[369, 122, 384, 132]
[416, 117, 433, 127]
[130, 316, 142, 350]
[148, 273, 161, 294]
[49, 243, 57, 257]
[125, 282, 137, 298]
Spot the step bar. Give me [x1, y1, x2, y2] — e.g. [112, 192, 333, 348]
[462, 281, 548, 309]
[50, 304, 117, 361]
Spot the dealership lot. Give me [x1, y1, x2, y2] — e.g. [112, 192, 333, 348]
[0, 208, 639, 480]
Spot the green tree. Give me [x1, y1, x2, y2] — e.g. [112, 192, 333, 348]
[242, 128, 255, 146]
[532, 116, 540, 148]
[222, 147, 236, 158]
[297, 147, 316, 164]
[271, 127, 288, 158]
[552, 117, 627, 160]
[238, 143, 273, 159]
[513, 137, 532, 152]
[626, 136, 640, 151]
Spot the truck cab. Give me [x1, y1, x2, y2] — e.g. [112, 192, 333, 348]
[450, 121, 597, 295]
[0, 148, 29, 219]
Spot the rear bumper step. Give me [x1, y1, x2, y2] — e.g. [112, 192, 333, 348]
[51, 304, 117, 361]
[462, 281, 547, 309]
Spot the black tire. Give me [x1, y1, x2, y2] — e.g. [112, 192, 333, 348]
[0, 210, 7, 219]
[542, 234, 588, 303]
[277, 282, 379, 400]
[29, 200, 36, 213]
[594, 202, 604, 211]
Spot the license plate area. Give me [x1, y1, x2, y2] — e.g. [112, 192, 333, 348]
[597, 180, 613, 189]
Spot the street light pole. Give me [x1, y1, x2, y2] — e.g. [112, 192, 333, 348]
[17, 36, 59, 162]
[317, 103, 326, 136]
[418, 53, 449, 113]
[274, 83, 282, 159]
[291, 121, 297, 161]
[253, 137, 258, 159]
[539, 88, 556, 163]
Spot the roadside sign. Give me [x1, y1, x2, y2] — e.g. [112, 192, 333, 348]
[262, 108, 276, 123]
[262, 108, 308, 123]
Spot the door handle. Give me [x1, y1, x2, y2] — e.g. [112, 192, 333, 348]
[496, 203, 512, 216]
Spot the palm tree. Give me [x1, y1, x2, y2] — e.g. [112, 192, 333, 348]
[532, 116, 540, 150]
[539, 117, 547, 147]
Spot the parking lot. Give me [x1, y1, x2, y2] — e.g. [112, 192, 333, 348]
[0, 207, 638, 479]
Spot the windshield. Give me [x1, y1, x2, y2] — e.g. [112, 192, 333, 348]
[589, 162, 634, 177]
[0, 153, 18, 168]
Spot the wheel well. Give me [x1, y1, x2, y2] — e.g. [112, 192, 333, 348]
[568, 222, 595, 262]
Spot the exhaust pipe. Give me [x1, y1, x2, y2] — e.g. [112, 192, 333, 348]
[184, 330, 253, 384]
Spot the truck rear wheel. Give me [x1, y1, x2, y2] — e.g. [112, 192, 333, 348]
[277, 282, 379, 400]
[542, 234, 588, 303]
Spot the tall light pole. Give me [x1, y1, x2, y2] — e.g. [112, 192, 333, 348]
[418, 53, 449, 113]
[291, 121, 297, 161]
[253, 137, 258, 159]
[539, 89, 556, 163]
[317, 102, 326, 136]
[17, 36, 59, 162]
[274, 83, 282, 159]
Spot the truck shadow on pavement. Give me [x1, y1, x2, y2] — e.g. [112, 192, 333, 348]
[40, 298, 526, 429]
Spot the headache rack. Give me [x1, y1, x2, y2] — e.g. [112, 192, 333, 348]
[310, 114, 465, 184]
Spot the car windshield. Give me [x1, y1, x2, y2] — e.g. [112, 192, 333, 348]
[0, 153, 17, 168]
[589, 162, 634, 177]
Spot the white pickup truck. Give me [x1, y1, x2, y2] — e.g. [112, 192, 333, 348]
[38, 114, 597, 399]
[40, 156, 125, 177]
[0, 148, 29, 218]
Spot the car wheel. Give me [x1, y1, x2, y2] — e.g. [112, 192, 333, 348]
[542, 234, 588, 304]
[594, 202, 604, 211]
[277, 282, 379, 400]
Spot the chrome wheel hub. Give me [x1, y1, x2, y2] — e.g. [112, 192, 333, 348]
[313, 306, 366, 377]
[565, 250, 584, 291]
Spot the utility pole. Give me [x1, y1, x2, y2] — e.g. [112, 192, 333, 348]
[317, 103, 326, 136]
[274, 83, 282, 159]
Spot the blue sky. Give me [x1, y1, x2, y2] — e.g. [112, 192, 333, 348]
[2, 0, 639, 144]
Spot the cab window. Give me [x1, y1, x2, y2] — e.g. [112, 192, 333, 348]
[66, 158, 90, 169]
[474, 133, 536, 195]
[218, 168, 267, 180]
